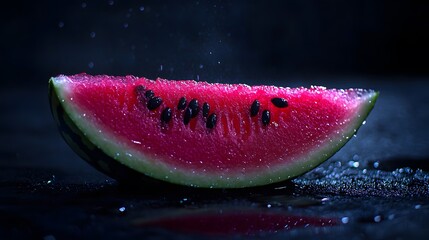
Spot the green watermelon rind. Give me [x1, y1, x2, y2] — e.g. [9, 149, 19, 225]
[49, 76, 378, 188]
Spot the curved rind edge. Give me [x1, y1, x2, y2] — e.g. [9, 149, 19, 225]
[49, 77, 179, 187]
[49, 76, 379, 188]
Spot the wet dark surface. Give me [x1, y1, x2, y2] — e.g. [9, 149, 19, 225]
[1, 78, 429, 239]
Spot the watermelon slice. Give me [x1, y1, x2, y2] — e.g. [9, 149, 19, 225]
[49, 74, 378, 188]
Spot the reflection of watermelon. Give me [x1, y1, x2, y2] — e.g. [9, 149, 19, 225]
[135, 208, 337, 236]
[49, 74, 378, 188]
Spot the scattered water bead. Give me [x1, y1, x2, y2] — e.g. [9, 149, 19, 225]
[373, 215, 382, 223]
[373, 161, 380, 168]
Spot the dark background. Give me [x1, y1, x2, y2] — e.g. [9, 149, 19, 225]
[2, 1, 429, 239]
[2, 0, 429, 86]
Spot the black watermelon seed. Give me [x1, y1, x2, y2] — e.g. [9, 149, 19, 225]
[188, 99, 199, 118]
[206, 113, 217, 129]
[262, 110, 270, 126]
[135, 85, 145, 94]
[147, 97, 163, 110]
[202, 102, 210, 118]
[177, 97, 187, 110]
[145, 90, 155, 99]
[271, 97, 288, 108]
[161, 107, 172, 123]
[184, 108, 192, 125]
[250, 100, 260, 117]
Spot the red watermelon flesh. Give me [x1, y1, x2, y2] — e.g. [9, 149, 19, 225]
[49, 74, 378, 188]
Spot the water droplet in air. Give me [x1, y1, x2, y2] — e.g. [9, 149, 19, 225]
[139, 6, 145, 11]
[217, 61, 221, 64]
[88, 61, 94, 69]
[108, 0, 114, 6]
[362, 120, 366, 125]
[58, 21, 64, 28]
[81, 2, 87, 8]
[341, 217, 349, 224]
[159, 64, 163, 71]
[415, 204, 422, 209]
[199, 64, 204, 69]
[123, 23, 129, 28]
[90, 32, 96, 38]
[118, 207, 126, 212]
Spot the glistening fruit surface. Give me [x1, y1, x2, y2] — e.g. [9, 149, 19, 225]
[50, 74, 378, 188]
